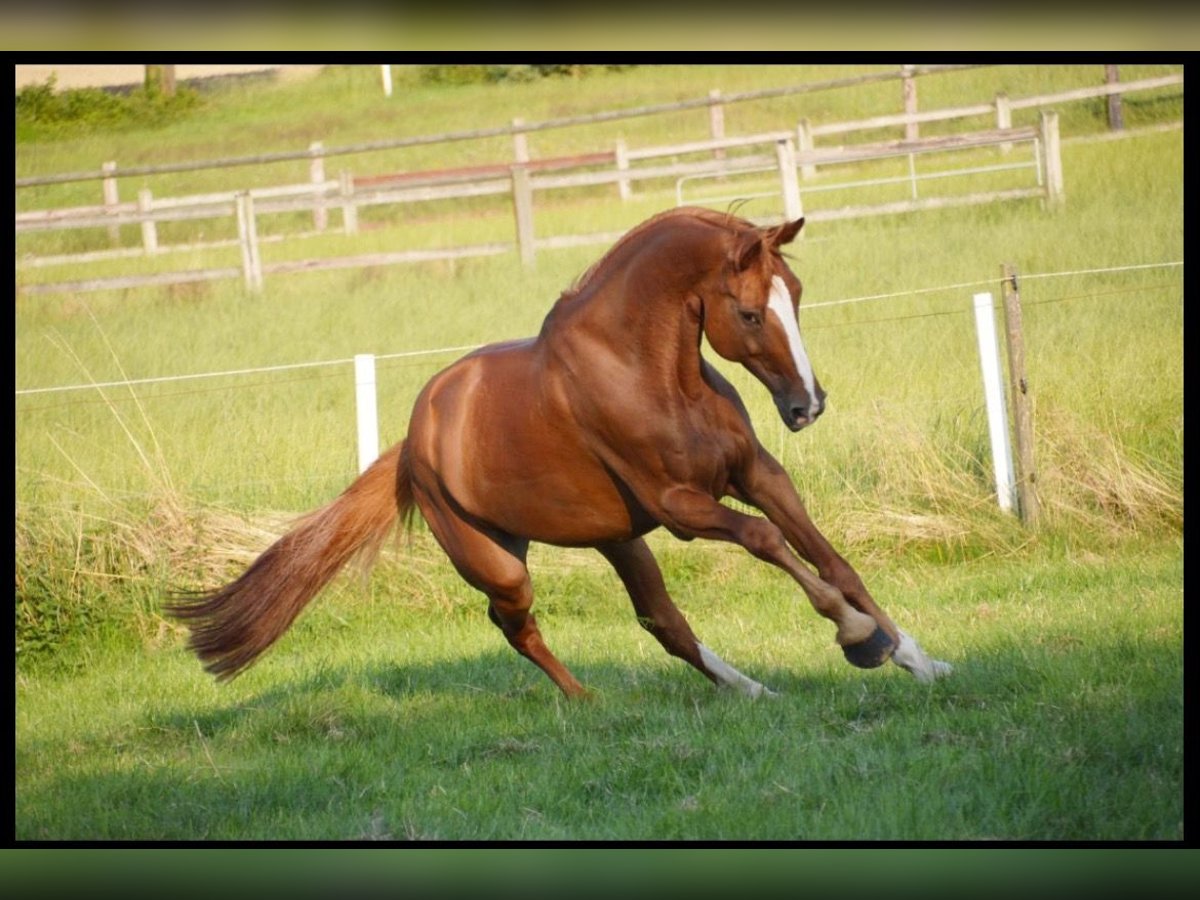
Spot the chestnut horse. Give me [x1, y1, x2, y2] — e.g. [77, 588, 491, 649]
[168, 207, 950, 697]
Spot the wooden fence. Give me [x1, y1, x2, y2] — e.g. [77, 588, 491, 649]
[15, 69, 1180, 295]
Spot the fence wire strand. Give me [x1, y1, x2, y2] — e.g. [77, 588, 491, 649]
[16, 261, 1181, 404]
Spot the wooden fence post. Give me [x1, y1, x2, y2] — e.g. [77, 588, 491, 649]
[615, 138, 632, 201]
[235, 192, 263, 293]
[1040, 110, 1064, 208]
[775, 138, 803, 222]
[994, 93, 1012, 154]
[339, 169, 358, 235]
[309, 141, 327, 232]
[902, 64, 919, 141]
[796, 118, 816, 180]
[1105, 65, 1124, 131]
[512, 117, 530, 164]
[511, 165, 536, 267]
[1001, 263, 1039, 527]
[102, 161, 120, 246]
[708, 89, 726, 161]
[137, 189, 158, 254]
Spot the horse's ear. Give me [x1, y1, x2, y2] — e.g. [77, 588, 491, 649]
[771, 217, 805, 247]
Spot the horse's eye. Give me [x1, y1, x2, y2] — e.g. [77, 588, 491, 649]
[739, 310, 762, 327]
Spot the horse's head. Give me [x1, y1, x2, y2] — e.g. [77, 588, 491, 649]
[702, 216, 825, 432]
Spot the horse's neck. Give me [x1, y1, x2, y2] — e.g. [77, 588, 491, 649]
[544, 232, 713, 395]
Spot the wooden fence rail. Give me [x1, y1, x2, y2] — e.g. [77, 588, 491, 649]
[15, 64, 985, 189]
[17, 116, 1062, 297]
[15, 69, 1180, 294]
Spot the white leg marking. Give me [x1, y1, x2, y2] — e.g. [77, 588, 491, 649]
[890, 629, 953, 683]
[767, 275, 817, 404]
[698, 643, 777, 698]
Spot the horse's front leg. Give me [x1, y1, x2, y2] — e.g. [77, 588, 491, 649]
[735, 448, 952, 683]
[657, 486, 885, 665]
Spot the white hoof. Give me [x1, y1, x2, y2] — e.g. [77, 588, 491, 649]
[891, 629, 952, 683]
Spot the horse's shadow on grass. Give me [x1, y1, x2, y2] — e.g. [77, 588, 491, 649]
[160, 644, 842, 738]
[17, 639, 1145, 840]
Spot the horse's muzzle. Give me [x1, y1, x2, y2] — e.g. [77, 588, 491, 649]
[777, 393, 825, 432]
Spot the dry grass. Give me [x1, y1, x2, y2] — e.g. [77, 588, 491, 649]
[1035, 404, 1182, 535]
[818, 405, 1180, 564]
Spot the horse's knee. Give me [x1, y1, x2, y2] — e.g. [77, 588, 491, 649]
[822, 559, 864, 598]
[742, 520, 788, 563]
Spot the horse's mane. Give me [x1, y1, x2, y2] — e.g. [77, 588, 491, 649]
[560, 206, 756, 302]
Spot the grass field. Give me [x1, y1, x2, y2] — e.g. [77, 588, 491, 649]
[15, 64, 1183, 841]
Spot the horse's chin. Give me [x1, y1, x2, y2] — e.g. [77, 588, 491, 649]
[782, 413, 814, 433]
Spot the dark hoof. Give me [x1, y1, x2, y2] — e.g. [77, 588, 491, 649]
[842, 625, 895, 669]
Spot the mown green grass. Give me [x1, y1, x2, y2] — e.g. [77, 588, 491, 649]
[16, 536, 1182, 840]
[15, 64, 1182, 841]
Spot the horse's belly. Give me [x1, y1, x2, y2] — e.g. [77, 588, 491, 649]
[460, 406, 653, 544]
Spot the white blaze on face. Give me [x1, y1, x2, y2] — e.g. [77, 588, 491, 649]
[766, 275, 817, 411]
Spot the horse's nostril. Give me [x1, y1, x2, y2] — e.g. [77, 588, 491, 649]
[791, 406, 809, 422]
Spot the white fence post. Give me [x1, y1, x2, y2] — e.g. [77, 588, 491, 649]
[354, 354, 380, 473]
[973, 291, 1016, 513]
[381, 65, 393, 98]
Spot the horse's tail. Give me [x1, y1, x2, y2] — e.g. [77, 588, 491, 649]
[167, 440, 417, 681]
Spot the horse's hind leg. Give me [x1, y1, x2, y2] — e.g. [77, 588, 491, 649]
[598, 538, 774, 698]
[417, 493, 587, 698]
